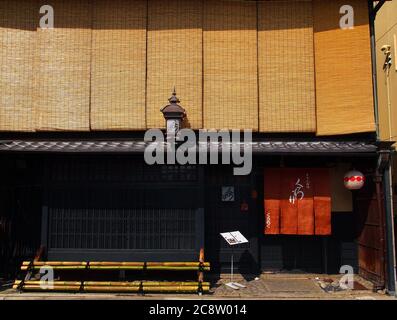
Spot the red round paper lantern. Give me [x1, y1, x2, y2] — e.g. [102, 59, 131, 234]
[344, 170, 365, 190]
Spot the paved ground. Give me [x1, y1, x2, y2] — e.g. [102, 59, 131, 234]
[0, 273, 395, 300]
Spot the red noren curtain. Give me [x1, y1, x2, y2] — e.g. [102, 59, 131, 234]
[264, 168, 331, 235]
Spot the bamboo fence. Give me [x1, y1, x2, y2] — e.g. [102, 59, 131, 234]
[21, 261, 210, 271]
[14, 280, 210, 293]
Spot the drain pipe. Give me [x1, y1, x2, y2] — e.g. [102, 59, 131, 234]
[368, 0, 397, 295]
[368, 0, 386, 137]
[377, 144, 396, 295]
[383, 157, 396, 295]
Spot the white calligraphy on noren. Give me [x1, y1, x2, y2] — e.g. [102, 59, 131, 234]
[266, 211, 271, 229]
[289, 178, 305, 204]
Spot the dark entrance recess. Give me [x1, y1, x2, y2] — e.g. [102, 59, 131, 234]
[41, 156, 204, 262]
[0, 156, 43, 278]
[204, 165, 260, 274]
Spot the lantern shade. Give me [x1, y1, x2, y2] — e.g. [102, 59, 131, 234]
[344, 170, 365, 190]
[161, 90, 186, 137]
[160, 90, 186, 120]
[166, 119, 181, 136]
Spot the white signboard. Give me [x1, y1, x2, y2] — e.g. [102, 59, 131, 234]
[220, 231, 248, 246]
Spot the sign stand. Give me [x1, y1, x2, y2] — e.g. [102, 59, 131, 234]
[220, 231, 248, 290]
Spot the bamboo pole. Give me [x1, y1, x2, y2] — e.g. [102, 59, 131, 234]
[85, 266, 145, 270]
[89, 262, 145, 266]
[21, 265, 210, 271]
[145, 266, 210, 271]
[21, 266, 88, 270]
[198, 248, 205, 284]
[22, 261, 209, 266]
[22, 261, 87, 266]
[15, 280, 210, 286]
[21, 262, 210, 269]
[19, 286, 210, 293]
[17, 284, 210, 293]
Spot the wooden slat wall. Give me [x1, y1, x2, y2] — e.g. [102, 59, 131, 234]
[0, 0, 37, 131]
[313, 0, 375, 136]
[35, 0, 91, 131]
[203, 0, 258, 130]
[258, 1, 316, 132]
[91, 0, 147, 131]
[147, 0, 202, 129]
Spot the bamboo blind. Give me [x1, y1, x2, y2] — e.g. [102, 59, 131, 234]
[313, 0, 375, 136]
[0, 0, 378, 134]
[147, 0, 202, 129]
[35, 0, 91, 131]
[203, 0, 258, 130]
[258, 1, 316, 132]
[0, 0, 37, 131]
[90, 0, 147, 131]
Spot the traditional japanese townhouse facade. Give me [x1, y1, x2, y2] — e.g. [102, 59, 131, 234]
[0, 0, 395, 293]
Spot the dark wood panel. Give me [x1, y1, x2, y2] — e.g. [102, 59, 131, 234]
[355, 175, 384, 286]
[204, 165, 259, 273]
[42, 157, 204, 262]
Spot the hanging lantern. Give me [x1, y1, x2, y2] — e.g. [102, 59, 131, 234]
[344, 170, 365, 190]
[160, 89, 186, 138]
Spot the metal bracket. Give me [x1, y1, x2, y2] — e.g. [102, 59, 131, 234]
[376, 141, 394, 173]
[372, 0, 386, 17]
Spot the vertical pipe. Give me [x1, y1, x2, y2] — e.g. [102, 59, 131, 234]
[383, 162, 397, 294]
[368, 0, 380, 137]
[375, 173, 387, 290]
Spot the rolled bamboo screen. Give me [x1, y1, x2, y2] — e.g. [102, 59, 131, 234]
[91, 0, 147, 131]
[0, 0, 37, 131]
[147, 0, 202, 129]
[35, 0, 91, 131]
[203, 0, 258, 130]
[313, 0, 375, 136]
[0, 0, 378, 135]
[258, 1, 316, 132]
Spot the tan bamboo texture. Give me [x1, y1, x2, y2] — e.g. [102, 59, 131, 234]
[90, 0, 147, 130]
[14, 280, 210, 293]
[146, 0, 203, 129]
[258, 1, 316, 132]
[20, 261, 210, 271]
[0, 0, 377, 136]
[35, 0, 91, 131]
[203, 0, 258, 130]
[0, 0, 37, 131]
[313, 0, 375, 136]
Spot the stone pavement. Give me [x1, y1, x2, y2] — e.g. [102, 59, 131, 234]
[0, 273, 395, 300]
[206, 273, 395, 300]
